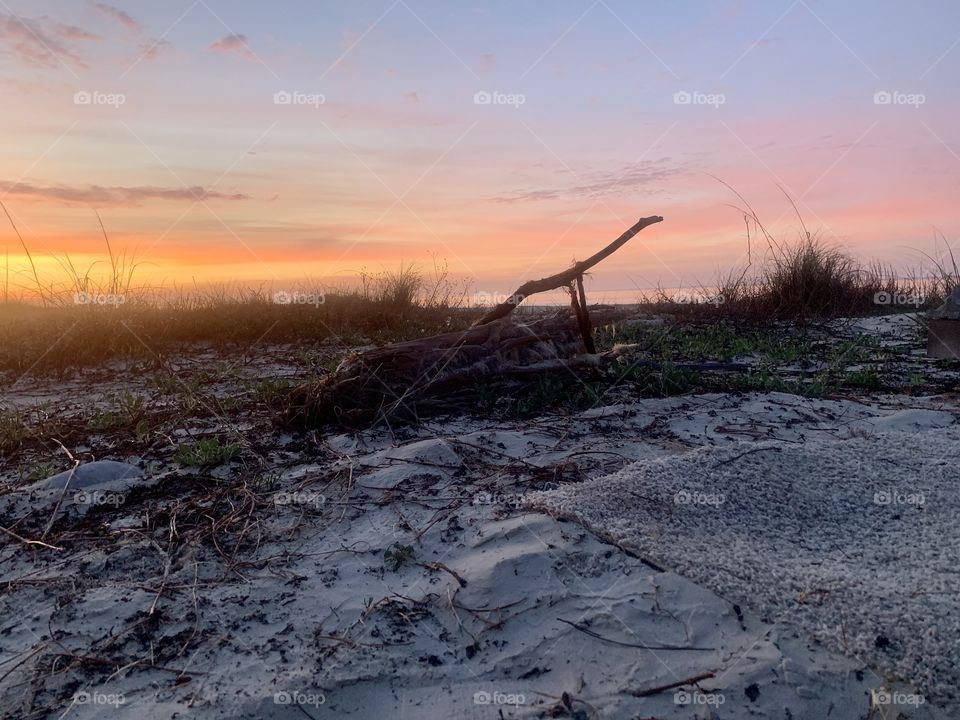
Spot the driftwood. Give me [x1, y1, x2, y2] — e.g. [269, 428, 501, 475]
[475, 215, 663, 327]
[285, 216, 663, 428]
[284, 306, 632, 428]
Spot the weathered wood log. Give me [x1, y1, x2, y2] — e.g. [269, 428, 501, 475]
[284, 216, 663, 429]
[284, 306, 634, 428]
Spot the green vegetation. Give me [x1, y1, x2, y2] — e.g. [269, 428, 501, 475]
[384, 543, 415, 571]
[85, 390, 147, 433]
[624, 362, 700, 397]
[599, 323, 813, 365]
[18, 459, 62, 484]
[505, 377, 601, 417]
[0, 409, 31, 455]
[249, 377, 292, 405]
[173, 438, 242, 467]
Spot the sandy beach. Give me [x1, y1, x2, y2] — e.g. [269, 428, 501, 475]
[3, 363, 958, 718]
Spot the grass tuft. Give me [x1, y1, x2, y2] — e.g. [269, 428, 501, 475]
[173, 438, 242, 467]
[642, 187, 949, 323]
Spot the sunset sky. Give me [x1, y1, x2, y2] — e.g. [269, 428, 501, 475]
[1, 0, 958, 299]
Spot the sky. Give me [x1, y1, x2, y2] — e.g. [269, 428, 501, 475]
[1, 0, 959, 300]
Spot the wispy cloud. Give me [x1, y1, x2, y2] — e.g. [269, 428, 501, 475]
[0, 181, 250, 207]
[139, 38, 172, 61]
[208, 33, 254, 60]
[0, 12, 101, 69]
[92, 2, 142, 33]
[90, 4, 172, 64]
[492, 160, 681, 203]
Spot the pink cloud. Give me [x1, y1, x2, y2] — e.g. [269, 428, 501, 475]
[0, 12, 100, 69]
[492, 160, 683, 203]
[92, 3, 143, 33]
[139, 38, 172, 61]
[56, 23, 100, 42]
[208, 33, 254, 60]
[0, 181, 250, 207]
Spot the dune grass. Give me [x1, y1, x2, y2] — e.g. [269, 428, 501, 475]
[2, 193, 957, 379]
[0, 205, 481, 377]
[643, 185, 959, 323]
[0, 287, 481, 378]
[0, 234, 950, 378]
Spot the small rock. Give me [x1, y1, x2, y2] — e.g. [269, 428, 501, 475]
[29, 460, 141, 493]
[0, 461, 156, 523]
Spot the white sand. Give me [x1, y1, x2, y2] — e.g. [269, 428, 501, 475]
[530, 426, 960, 711]
[1, 392, 957, 718]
